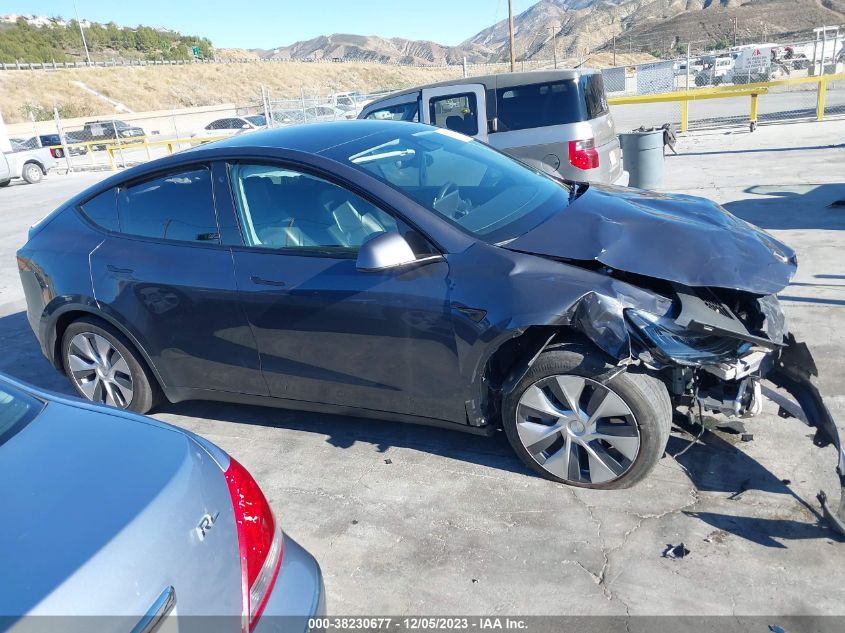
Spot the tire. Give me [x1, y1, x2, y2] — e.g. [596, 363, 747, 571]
[22, 163, 43, 184]
[502, 342, 672, 490]
[54, 149, 64, 158]
[0, 180, 10, 187]
[61, 316, 160, 413]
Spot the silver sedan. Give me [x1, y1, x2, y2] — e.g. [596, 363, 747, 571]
[0, 373, 324, 631]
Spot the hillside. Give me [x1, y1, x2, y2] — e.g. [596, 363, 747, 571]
[0, 15, 212, 63]
[615, 0, 845, 53]
[269, 0, 845, 63]
[263, 33, 491, 65]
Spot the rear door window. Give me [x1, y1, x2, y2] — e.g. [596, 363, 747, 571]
[428, 93, 478, 136]
[495, 75, 608, 131]
[117, 167, 219, 243]
[79, 188, 120, 232]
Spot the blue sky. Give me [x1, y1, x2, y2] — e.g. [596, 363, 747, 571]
[1, 0, 540, 48]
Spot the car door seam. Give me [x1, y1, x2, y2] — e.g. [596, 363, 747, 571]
[229, 247, 272, 395]
[89, 238, 105, 308]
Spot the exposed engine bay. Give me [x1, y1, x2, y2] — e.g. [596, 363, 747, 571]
[577, 273, 845, 536]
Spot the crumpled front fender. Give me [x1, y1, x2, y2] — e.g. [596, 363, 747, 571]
[768, 334, 845, 536]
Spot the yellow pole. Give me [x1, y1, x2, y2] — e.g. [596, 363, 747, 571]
[107, 147, 116, 171]
[750, 93, 759, 123]
[680, 100, 689, 132]
[816, 78, 827, 121]
[144, 138, 151, 161]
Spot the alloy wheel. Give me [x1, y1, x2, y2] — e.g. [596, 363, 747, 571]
[67, 332, 134, 408]
[515, 375, 641, 484]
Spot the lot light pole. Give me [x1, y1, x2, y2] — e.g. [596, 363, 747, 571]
[508, 0, 516, 72]
[74, 1, 92, 66]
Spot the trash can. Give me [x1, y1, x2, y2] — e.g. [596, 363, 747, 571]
[619, 129, 665, 190]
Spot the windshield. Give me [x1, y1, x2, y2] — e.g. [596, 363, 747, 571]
[344, 127, 570, 243]
[245, 115, 267, 126]
[0, 381, 43, 447]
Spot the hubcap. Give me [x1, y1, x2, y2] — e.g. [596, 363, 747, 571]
[67, 332, 134, 408]
[515, 375, 640, 485]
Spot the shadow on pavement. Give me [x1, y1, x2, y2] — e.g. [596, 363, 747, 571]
[161, 398, 530, 476]
[1, 307, 840, 543]
[0, 310, 72, 394]
[667, 417, 843, 546]
[722, 182, 845, 231]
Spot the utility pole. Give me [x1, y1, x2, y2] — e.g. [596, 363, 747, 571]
[612, 34, 617, 66]
[550, 25, 558, 69]
[508, 0, 516, 72]
[74, 1, 92, 65]
[732, 17, 738, 47]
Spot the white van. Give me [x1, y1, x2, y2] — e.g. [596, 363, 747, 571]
[358, 70, 627, 186]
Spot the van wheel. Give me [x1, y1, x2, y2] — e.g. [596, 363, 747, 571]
[502, 343, 672, 489]
[62, 316, 160, 413]
[22, 163, 43, 184]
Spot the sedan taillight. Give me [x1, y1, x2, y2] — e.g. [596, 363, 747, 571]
[568, 138, 600, 170]
[224, 458, 284, 631]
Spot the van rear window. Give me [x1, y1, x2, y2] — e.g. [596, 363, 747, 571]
[495, 74, 609, 132]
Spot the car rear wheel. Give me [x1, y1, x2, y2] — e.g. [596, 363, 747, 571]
[62, 317, 160, 413]
[0, 179, 10, 187]
[502, 343, 672, 489]
[22, 163, 43, 184]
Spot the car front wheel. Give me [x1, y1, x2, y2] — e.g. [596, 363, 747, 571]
[61, 316, 159, 413]
[502, 343, 672, 489]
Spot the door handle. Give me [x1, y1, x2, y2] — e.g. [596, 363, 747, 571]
[107, 264, 134, 275]
[250, 275, 287, 287]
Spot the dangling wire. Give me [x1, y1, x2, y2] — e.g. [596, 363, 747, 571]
[672, 372, 706, 459]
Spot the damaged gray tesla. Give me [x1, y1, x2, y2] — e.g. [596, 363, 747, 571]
[18, 121, 844, 534]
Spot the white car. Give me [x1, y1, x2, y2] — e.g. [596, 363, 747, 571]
[271, 106, 355, 126]
[192, 115, 267, 139]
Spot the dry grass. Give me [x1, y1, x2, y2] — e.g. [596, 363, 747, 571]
[0, 62, 465, 123]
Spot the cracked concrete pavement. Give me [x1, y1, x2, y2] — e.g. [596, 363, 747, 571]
[0, 119, 843, 617]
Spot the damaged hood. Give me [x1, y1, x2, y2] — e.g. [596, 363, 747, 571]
[505, 185, 797, 295]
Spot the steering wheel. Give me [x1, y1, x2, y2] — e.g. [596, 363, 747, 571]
[433, 181, 459, 206]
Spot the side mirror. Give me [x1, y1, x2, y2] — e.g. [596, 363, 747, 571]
[488, 117, 499, 133]
[356, 232, 417, 272]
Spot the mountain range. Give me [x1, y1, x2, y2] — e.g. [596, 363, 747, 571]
[254, 0, 845, 64]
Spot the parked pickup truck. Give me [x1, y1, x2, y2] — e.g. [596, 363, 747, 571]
[81, 120, 146, 149]
[0, 147, 57, 186]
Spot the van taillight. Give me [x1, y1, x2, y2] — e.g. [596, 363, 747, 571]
[568, 138, 599, 170]
[224, 458, 284, 631]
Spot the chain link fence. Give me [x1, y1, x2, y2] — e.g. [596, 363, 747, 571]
[603, 34, 845, 133]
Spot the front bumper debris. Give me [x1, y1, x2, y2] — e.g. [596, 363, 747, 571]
[767, 334, 845, 536]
